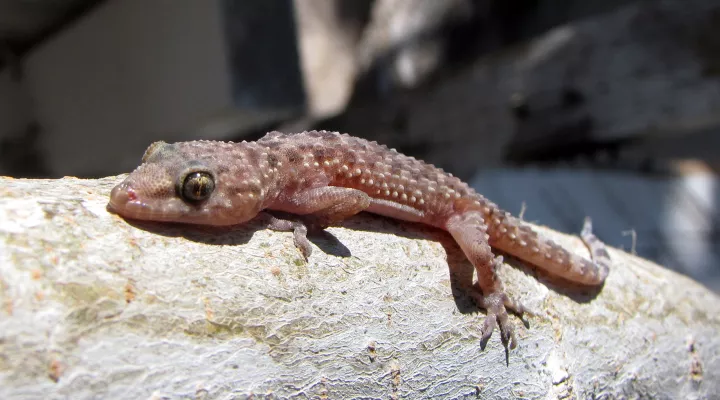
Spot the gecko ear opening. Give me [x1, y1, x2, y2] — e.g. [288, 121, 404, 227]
[141, 141, 170, 163]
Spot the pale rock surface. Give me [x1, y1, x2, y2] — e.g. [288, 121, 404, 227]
[0, 176, 718, 399]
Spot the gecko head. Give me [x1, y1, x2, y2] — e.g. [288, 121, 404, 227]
[109, 140, 265, 226]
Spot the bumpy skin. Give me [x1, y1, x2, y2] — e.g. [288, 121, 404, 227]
[109, 130, 611, 349]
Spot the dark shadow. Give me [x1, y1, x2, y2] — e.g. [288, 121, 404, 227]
[2, 0, 107, 59]
[340, 213, 605, 314]
[261, 210, 353, 258]
[0, 123, 51, 178]
[500, 254, 605, 301]
[332, 0, 374, 32]
[348, 213, 604, 301]
[119, 218, 257, 247]
[110, 207, 354, 259]
[114, 205, 605, 311]
[304, 229, 352, 258]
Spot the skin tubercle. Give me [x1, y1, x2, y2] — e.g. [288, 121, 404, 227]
[258, 131, 477, 227]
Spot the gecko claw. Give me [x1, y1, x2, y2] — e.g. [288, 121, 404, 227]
[497, 310, 517, 350]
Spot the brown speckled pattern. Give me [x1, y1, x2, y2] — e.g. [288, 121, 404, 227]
[109, 130, 611, 349]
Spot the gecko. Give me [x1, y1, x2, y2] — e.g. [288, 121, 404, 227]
[108, 130, 610, 349]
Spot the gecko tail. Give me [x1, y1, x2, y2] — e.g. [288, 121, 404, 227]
[486, 210, 611, 286]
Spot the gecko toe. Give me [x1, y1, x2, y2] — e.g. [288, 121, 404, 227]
[480, 314, 497, 347]
[292, 233, 312, 261]
[475, 292, 518, 350]
[502, 293, 532, 317]
[497, 310, 517, 349]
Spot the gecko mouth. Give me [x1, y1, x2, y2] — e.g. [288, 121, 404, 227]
[108, 181, 169, 221]
[109, 181, 149, 218]
[109, 180, 212, 224]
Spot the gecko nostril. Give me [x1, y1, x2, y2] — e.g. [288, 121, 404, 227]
[109, 181, 137, 212]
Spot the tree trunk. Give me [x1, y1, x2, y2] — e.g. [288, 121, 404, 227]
[1, 176, 718, 399]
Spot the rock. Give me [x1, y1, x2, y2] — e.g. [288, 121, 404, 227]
[1, 175, 718, 398]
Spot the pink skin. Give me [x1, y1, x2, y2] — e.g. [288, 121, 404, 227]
[109, 131, 611, 350]
[109, 141, 267, 226]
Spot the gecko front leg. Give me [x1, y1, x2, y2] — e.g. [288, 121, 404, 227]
[446, 211, 527, 349]
[261, 213, 312, 260]
[276, 186, 372, 228]
[267, 186, 371, 259]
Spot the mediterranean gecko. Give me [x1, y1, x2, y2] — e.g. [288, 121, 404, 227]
[108, 130, 610, 349]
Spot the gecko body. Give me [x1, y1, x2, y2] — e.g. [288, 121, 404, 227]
[109, 130, 610, 348]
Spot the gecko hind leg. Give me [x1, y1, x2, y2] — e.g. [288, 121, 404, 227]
[473, 256, 532, 316]
[467, 257, 520, 349]
[446, 212, 526, 350]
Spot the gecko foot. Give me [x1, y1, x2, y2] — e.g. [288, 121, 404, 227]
[468, 256, 527, 350]
[263, 213, 312, 261]
[473, 291, 519, 350]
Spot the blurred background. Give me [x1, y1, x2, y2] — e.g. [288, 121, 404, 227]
[1, 0, 718, 291]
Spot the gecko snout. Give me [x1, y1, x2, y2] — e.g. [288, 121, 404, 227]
[108, 181, 138, 215]
[108, 178, 193, 223]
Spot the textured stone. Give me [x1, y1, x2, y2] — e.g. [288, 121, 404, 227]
[1, 175, 719, 398]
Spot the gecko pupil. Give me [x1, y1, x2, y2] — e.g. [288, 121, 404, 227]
[182, 172, 215, 202]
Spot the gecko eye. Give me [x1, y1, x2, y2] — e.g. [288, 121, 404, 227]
[181, 172, 215, 202]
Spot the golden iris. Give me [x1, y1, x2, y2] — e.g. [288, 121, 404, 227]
[181, 172, 215, 202]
